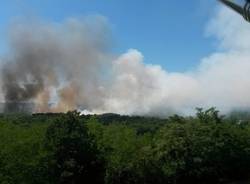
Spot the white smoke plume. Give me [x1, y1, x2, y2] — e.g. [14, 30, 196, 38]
[1, 7, 250, 116]
[99, 6, 250, 116]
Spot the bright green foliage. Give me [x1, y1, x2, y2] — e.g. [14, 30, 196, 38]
[0, 116, 49, 184]
[0, 108, 249, 184]
[153, 121, 250, 183]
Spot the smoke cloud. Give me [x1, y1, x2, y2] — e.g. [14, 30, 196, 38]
[1, 16, 111, 113]
[1, 7, 250, 116]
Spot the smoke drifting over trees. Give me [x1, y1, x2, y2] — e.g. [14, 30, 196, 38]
[1, 7, 250, 116]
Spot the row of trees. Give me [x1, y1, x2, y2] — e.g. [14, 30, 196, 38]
[0, 108, 250, 183]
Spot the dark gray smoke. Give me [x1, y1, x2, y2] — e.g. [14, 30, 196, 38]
[0, 17, 111, 113]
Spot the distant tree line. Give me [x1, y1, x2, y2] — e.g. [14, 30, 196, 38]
[0, 108, 249, 184]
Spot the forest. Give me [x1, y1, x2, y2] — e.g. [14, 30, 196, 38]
[0, 108, 250, 184]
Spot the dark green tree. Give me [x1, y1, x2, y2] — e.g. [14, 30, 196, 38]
[196, 107, 223, 124]
[44, 111, 104, 184]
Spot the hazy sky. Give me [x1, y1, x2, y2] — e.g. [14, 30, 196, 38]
[0, 0, 218, 71]
[2, 1, 250, 115]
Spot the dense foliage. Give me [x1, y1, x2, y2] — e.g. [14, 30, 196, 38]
[0, 108, 249, 184]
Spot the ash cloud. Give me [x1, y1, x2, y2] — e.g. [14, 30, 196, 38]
[1, 7, 250, 116]
[1, 16, 111, 113]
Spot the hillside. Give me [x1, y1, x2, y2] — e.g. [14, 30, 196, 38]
[0, 108, 249, 184]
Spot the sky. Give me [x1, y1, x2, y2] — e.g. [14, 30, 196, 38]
[0, 0, 218, 72]
[1, 0, 250, 115]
